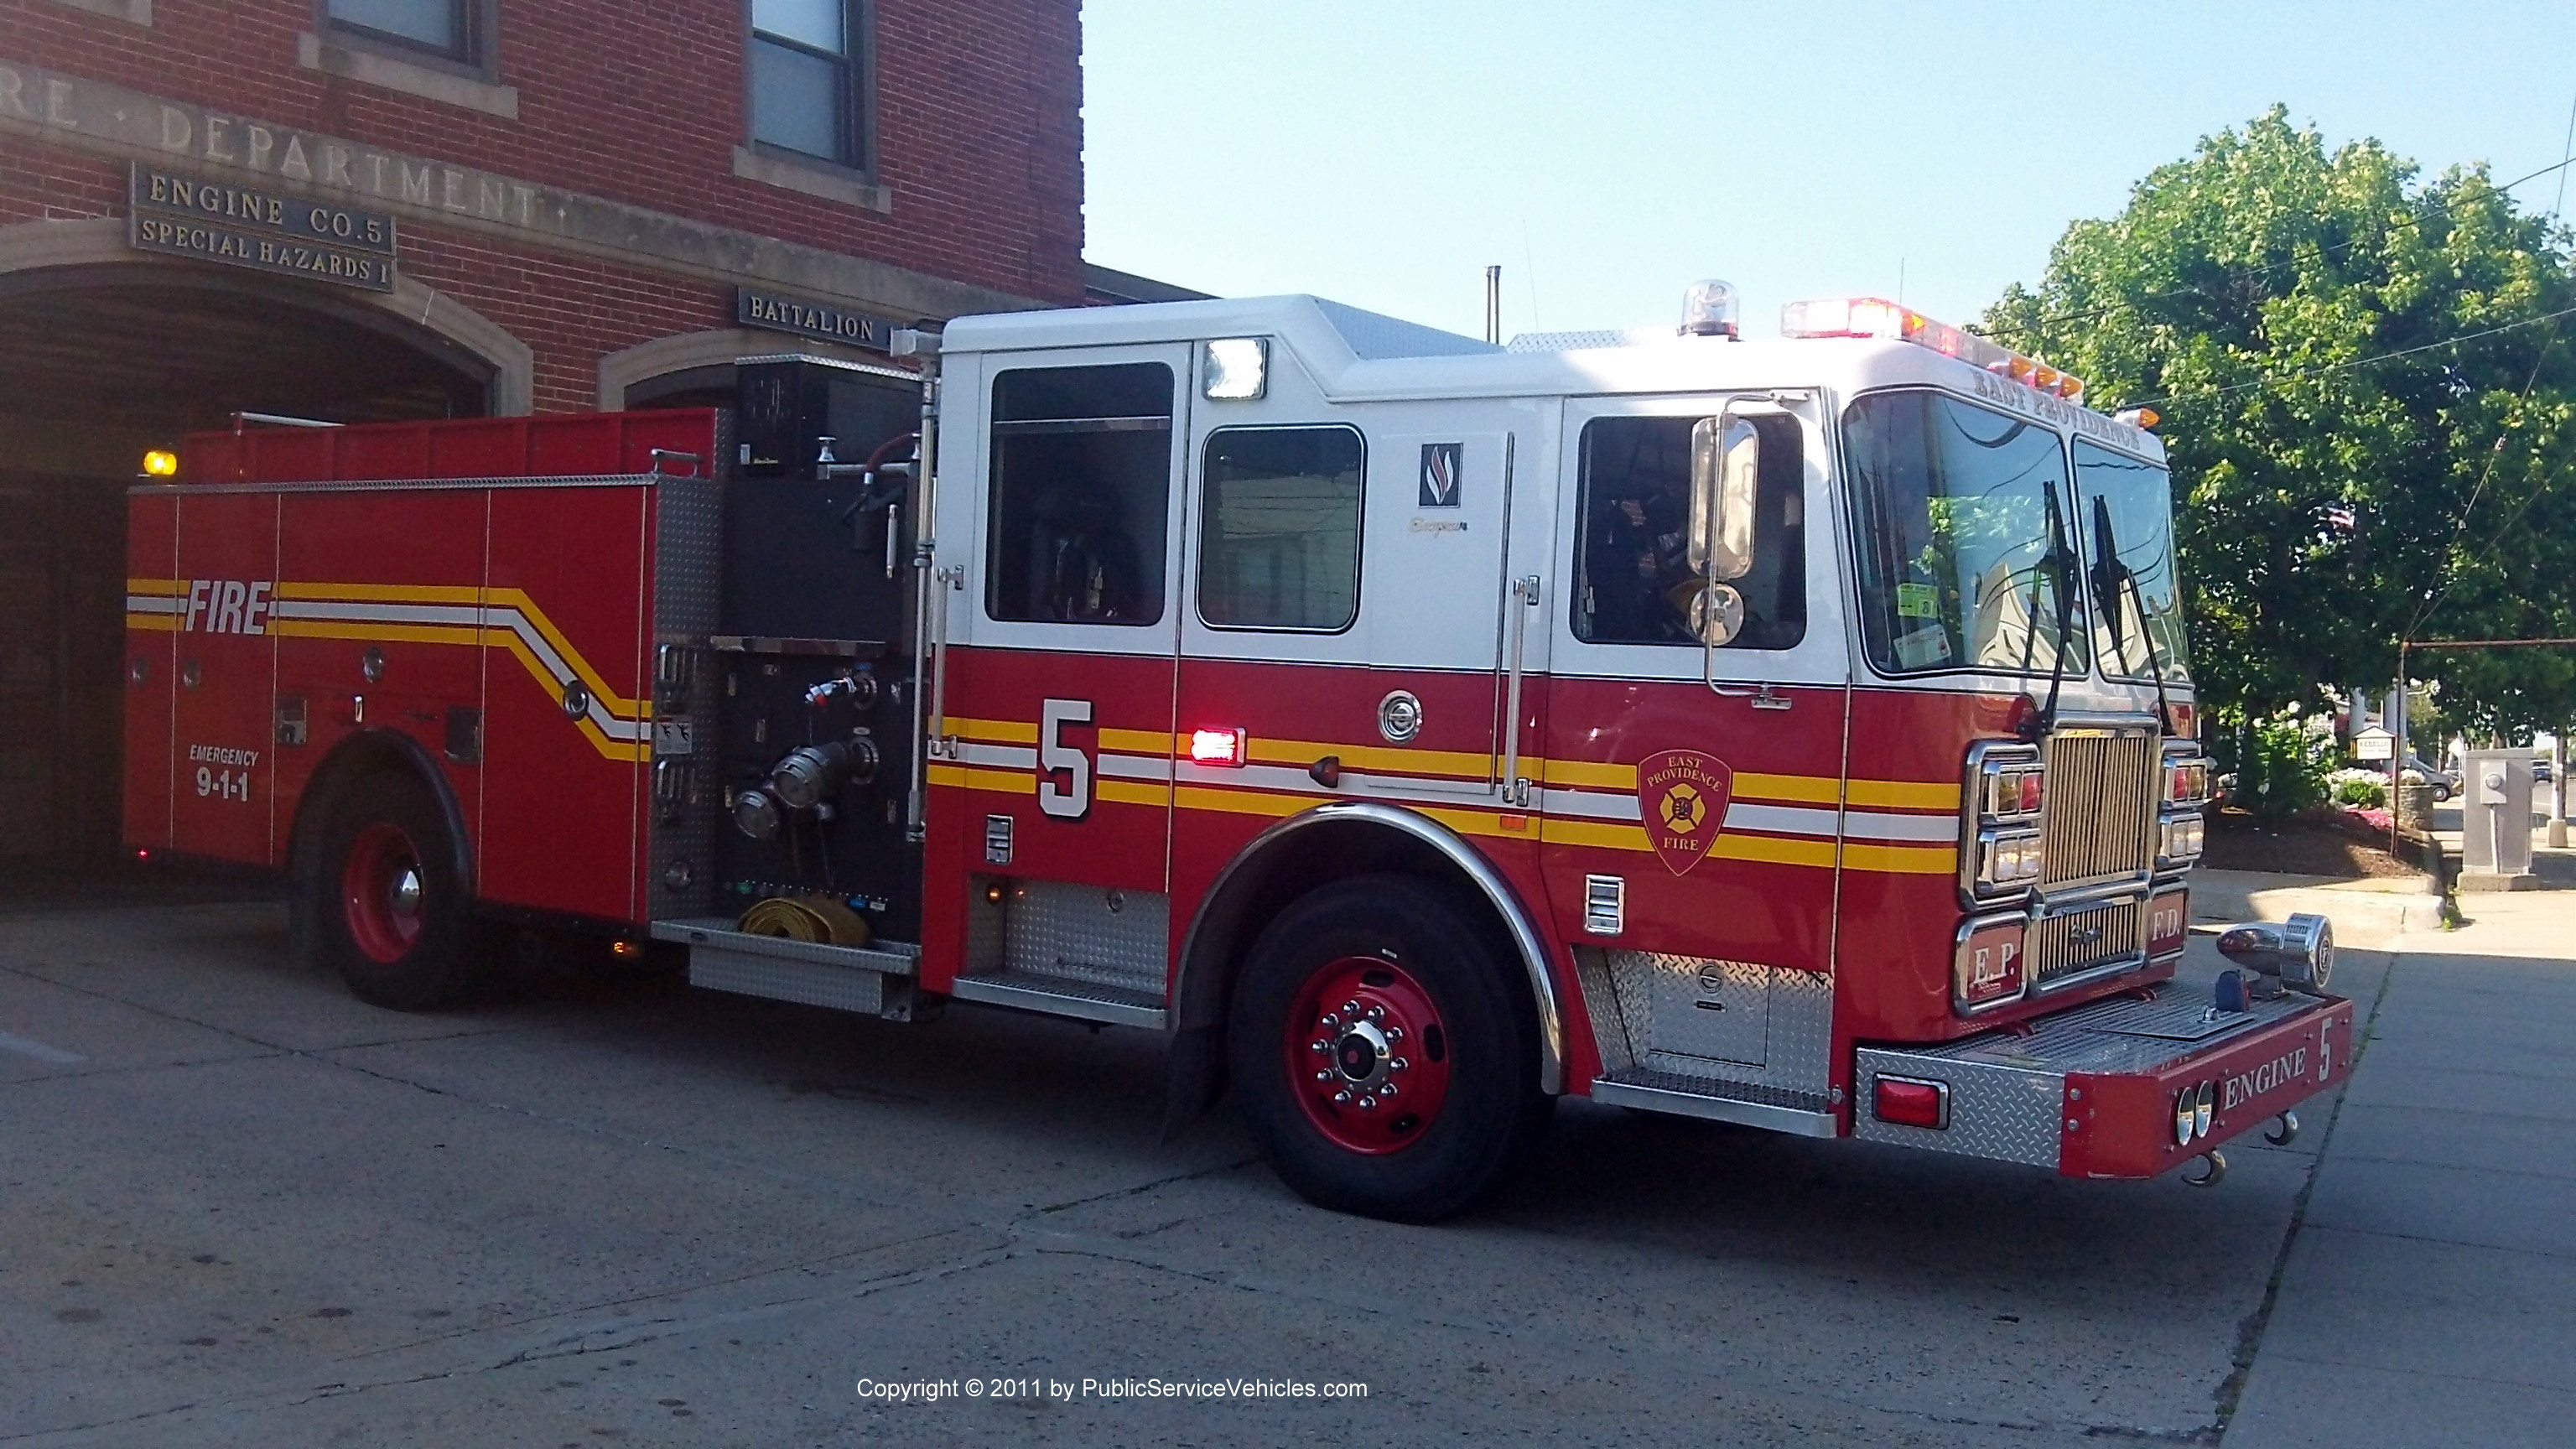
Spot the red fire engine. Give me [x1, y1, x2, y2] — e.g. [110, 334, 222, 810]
[125, 285, 2350, 1221]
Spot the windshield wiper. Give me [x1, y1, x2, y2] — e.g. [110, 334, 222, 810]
[2024, 480, 2080, 743]
[2089, 495, 2175, 735]
[2123, 569, 2176, 735]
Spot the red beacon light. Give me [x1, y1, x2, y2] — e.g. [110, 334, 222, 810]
[1779, 298, 2086, 404]
[1188, 727, 1247, 767]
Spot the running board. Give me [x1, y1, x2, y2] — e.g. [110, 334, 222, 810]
[652, 917, 922, 1019]
[947, 970, 1166, 1030]
[1588, 1070, 1840, 1138]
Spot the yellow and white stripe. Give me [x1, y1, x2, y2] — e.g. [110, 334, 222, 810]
[125, 578, 651, 761]
[930, 717, 1961, 876]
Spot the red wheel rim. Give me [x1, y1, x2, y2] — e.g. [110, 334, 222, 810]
[340, 822, 425, 965]
[1283, 954, 1452, 1156]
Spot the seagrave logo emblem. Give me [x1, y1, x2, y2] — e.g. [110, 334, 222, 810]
[1418, 442, 1462, 507]
[1639, 749, 1733, 875]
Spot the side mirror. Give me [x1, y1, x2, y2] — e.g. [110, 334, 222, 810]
[1689, 413, 1760, 584]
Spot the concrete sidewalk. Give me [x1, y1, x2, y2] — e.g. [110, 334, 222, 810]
[2224, 888, 2576, 1446]
[2189, 868, 2446, 943]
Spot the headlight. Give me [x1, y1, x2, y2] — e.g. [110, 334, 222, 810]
[1976, 828, 2045, 892]
[1964, 742, 2047, 902]
[2160, 812, 2205, 865]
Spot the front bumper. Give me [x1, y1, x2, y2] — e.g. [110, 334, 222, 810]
[1853, 984, 2354, 1178]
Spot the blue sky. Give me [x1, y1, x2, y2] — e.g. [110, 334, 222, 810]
[1080, 2, 2576, 343]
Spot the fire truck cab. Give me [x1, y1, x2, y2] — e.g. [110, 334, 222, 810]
[126, 286, 2350, 1221]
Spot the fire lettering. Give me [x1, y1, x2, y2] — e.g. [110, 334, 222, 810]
[181, 579, 273, 635]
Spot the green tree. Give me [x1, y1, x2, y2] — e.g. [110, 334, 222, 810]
[1983, 108, 2576, 739]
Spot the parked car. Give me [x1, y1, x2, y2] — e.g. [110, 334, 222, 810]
[2402, 753, 2458, 802]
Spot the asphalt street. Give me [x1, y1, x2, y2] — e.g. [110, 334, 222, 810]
[0, 880, 2496, 1447]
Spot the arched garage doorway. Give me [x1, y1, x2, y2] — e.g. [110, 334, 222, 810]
[0, 221, 526, 869]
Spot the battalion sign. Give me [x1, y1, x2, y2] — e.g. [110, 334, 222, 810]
[737, 287, 897, 351]
[128, 163, 397, 292]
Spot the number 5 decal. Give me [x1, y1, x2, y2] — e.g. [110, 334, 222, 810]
[1038, 698, 1093, 819]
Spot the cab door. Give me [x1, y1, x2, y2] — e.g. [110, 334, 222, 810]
[1539, 396, 1851, 971]
[922, 347, 1191, 1015]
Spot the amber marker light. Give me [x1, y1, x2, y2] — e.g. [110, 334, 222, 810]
[142, 449, 179, 478]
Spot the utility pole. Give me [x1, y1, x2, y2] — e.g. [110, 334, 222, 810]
[2388, 662, 2407, 859]
[2553, 729, 2568, 849]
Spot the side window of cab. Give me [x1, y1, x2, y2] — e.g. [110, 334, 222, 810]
[1571, 413, 1805, 649]
[984, 363, 1175, 626]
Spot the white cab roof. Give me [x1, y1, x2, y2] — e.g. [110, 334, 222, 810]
[941, 294, 2165, 461]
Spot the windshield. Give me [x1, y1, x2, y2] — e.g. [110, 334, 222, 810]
[1844, 390, 2087, 678]
[2074, 440, 2190, 685]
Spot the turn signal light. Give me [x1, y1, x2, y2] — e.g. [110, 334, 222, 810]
[1973, 746, 2046, 822]
[1188, 727, 1246, 766]
[1873, 1075, 1950, 1130]
[2164, 756, 2213, 807]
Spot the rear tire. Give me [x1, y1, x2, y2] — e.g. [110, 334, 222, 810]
[1228, 875, 1551, 1223]
[313, 771, 480, 1010]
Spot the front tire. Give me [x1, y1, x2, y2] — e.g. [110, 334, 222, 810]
[1228, 875, 1551, 1222]
[314, 771, 480, 1010]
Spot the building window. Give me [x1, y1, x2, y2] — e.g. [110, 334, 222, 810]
[750, 0, 867, 168]
[1197, 428, 1365, 632]
[324, 0, 473, 60]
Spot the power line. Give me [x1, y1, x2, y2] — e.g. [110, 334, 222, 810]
[2501, 153, 2575, 195]
[1986, 149, 2576, 341]
[2407, 86, 2576, 640]
[2405, 320, 2563, 638]
[2129, 302, 2576, 408]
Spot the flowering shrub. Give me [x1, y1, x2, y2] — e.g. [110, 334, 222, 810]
[2328, 769, 2387, 808]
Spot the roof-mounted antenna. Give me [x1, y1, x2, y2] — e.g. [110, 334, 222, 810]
[1484, 265, 1502, 345]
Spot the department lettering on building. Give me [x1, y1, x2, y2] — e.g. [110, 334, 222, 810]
[0, 55, 1024, 323]
[128, 164, 397, 291]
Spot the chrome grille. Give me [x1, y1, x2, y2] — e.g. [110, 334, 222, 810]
[2038, 731, 2158, 889]
[2030, 900, 2142, 986]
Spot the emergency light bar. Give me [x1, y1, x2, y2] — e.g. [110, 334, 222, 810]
[1779, 298, 2086, 404]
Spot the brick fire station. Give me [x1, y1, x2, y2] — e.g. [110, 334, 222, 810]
[0, 0, 1176, 863]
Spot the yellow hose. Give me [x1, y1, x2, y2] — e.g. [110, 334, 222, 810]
[736, 895, 872, 946]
